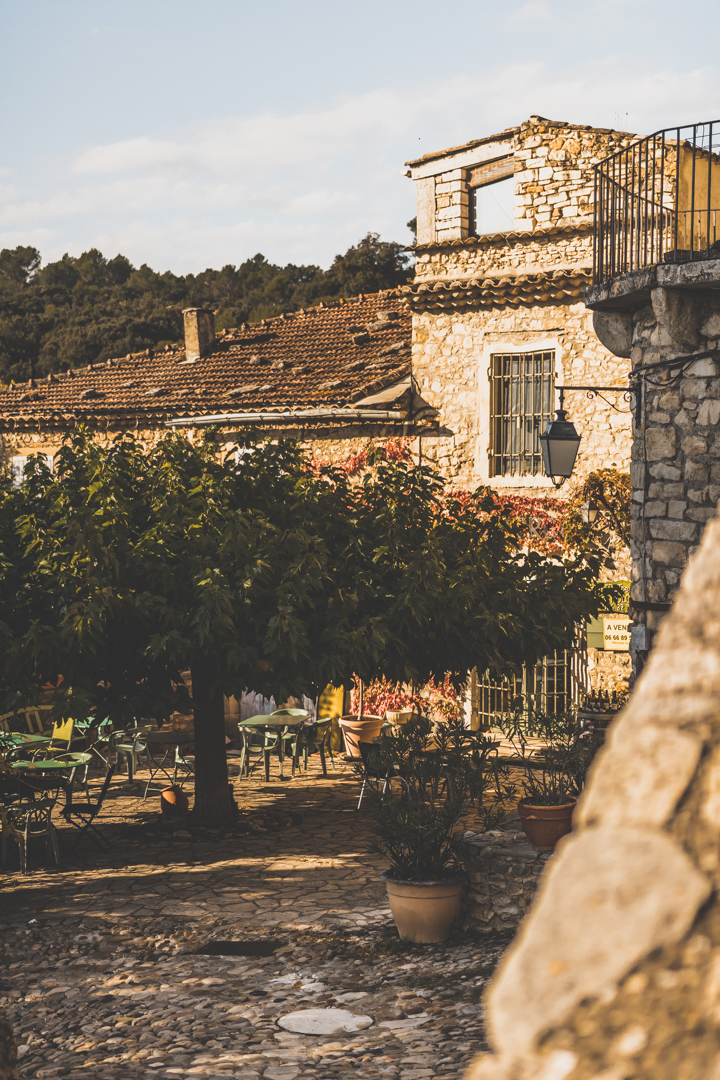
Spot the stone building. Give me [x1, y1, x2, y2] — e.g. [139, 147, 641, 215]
[402, 115, 635, 492]
[0, 117, 643, 710]
[403, 116, 639, 710]
[585, 117, 720, 673]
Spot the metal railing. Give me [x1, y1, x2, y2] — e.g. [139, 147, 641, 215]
[594, 120, 720, 285]
[474, 650, 573, 731]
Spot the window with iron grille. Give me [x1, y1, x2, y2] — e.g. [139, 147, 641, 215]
[488, 350, 555, 477]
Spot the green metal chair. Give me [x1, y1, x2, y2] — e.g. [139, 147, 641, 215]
[237, 723, 280, 781]
[269, 710, 312, 779]
[296, 719, 335, 777]
[112, 725, 152, 781]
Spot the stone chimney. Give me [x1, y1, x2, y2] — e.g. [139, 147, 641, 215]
[182, 308, 215, 362]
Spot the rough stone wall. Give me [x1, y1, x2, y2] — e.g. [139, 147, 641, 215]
[586, 648, 631, 695]
[0, 1020, 18, 1080]
[409, 117, 634, 494]
[412, 303, 630, 492]
[466, 512, 720, 1080]
[414, 228, 592, 283]
[514, 120, 635, 230]
[0, 426, 186, 470]
[0, 427, 409, 478]
[462, 827, 550, 935]
[415, 118, 636, 245]
[623, 287, 720, 643]
[434, 166, 472, 245]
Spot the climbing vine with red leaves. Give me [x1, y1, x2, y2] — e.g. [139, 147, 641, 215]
[311, 437, 412, 479]
[489, 494, 569, 556]
[314, 442, 630, 562]
[562, 469, 631, 551]
[440, 489, 569, 556]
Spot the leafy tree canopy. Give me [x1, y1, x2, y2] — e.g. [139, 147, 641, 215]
[0, 432, 615, 823]
[0, 231, 414, 386]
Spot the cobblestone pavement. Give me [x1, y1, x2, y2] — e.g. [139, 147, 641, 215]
[0, 758, 507, 1080]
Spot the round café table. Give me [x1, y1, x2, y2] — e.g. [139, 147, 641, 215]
[237, 710, 311, 781]
[0, 732, 52, 752]
[5, 750, 93, 799]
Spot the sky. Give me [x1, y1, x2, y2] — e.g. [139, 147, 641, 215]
[1, 0, 719, 275]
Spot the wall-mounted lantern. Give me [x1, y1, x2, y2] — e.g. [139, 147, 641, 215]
[539, 402, 581, 489]
[541, 385, 631, 488]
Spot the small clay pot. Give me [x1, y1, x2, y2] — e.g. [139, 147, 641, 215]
[381, 872, 465, 943]
[385, 709, 414, 727]
[338, 714, 384, 758]
[160, 785, 189, 815]
[518, 798, 577, 851]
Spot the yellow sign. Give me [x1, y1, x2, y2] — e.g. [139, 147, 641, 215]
[602, 614, 631, 652]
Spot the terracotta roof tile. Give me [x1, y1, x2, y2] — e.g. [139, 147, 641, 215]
[400, 268, 593, 312]
[0, 291, 411, 431]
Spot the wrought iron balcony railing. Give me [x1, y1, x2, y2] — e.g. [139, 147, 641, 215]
[593, 120, 720, 285]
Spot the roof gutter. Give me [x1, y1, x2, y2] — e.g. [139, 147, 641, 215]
[165, 408, 408, 428]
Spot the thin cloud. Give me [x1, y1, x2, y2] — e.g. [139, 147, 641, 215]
[2, 58, 720, 272]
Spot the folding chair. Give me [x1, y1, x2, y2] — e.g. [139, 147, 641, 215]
[356, 739, 407, 809]
[49, 718, 91, 794]
[61, 765, 116, 851]
[24, 707, 49, 735]
[142, 730, 194, 800]
[317, 685, 344, 756]
[113, 728, 148, 781]
[51, 717, 75, 748]
[269, 709, 311, 779]
[297, 719, 335, 777]
[174, 741, 195, 785]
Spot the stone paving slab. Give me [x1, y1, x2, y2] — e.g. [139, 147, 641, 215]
[0, 758, 505, 1079]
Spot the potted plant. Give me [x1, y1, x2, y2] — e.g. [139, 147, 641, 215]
[498, 704, 598, 851]
[339, 677, 384, 758]
[359, 714, 514, 942]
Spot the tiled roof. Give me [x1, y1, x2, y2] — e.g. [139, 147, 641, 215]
[0, 291, 411, 432]
[411, 221, 593, 255]
[400, 268, 593, 312]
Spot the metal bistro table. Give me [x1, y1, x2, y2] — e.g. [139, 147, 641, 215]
[9, 750, 92, 785]
[7, 750, 94, 807]
[0, 732, 52, 753]
[237, 710, 310, 781]
[1, 751, 92, 872]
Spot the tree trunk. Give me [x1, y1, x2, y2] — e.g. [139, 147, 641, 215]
[190, 659, 235, 825]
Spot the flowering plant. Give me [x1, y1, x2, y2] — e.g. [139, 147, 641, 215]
[350, 674, 462, 723]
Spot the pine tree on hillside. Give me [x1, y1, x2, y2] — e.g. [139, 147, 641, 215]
[0, 230, 414, 385]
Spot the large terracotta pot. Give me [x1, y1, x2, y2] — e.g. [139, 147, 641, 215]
[338, 714, 384, 758]
[518, 798, 577, 852]
[381, 872, 465, 943]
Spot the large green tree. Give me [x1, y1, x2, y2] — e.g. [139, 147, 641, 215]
[0, 432, 612, 824]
